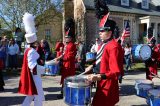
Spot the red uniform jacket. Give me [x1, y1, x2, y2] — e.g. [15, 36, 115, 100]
[18, 48, 37, 95]
[60, 42, 77, 85]
[92, 39, 121, 106]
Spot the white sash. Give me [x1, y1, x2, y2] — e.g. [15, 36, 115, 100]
[96, 43, 107, 65]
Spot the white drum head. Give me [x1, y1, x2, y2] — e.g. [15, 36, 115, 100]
[139, 45, 151, 61]
[65, 75, 91, 87]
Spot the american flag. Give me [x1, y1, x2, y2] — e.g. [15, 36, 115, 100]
[121, 20, 130, 41]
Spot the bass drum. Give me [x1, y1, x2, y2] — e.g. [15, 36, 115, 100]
[131, 44, 152, 61]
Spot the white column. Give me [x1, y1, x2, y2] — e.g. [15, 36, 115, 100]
[147, 21, 151, 38]
[133, 19, 137, 44]
[154, 23, 158, 43]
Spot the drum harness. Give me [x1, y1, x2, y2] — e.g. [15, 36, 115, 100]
[93, 43, 107, 74]
[77, 43, 107, 76]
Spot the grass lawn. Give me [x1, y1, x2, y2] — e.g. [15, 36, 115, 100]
[124, 62, 146, 71]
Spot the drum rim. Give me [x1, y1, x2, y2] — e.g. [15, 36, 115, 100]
[45, 60, 58, 65]
[137, 84, 152, 90]
[65, 82, 91, 87]
[65, 75, 91, 87]
[135, 79, 153, 84]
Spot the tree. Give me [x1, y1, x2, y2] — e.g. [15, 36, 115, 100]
[0, 0, 62, 31]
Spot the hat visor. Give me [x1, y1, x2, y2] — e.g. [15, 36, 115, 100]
[99, 27, 111, 32]
[65, 35, 72, 38]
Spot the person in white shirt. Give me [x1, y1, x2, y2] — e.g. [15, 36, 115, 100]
[124, 43, 132, 71]
[90, 37, 102, 53]
[7, 38, 19, 70]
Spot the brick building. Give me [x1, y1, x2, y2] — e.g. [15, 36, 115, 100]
[36, 7, 63, 47]
[63, 0, 160, 46]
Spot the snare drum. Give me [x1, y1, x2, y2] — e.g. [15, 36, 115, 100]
[135, 79, 153, 89]
[136, 84, 152, 98]
[148, 89, 160, 106]
[64, 75, 91, 106]
[45, 60, 59, 75]
[131, 44, 152, 61]
[86, 52, 96, 62]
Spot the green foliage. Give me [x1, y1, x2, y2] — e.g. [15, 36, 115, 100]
[0, 0, 62, 31]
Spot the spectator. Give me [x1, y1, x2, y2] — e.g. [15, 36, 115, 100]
[40, 39, 51, 61]
[0, 58, 4, 91]
[14, 27, 24, 52]
[124, 43, 132, 71]
[90, 37, 102, 53]
[0, 39, 7, 69]
[76, 40, 86, 72]
[7, 38, 19, 71]
[35, 41, 45, 66]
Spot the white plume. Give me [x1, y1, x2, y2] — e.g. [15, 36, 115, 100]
[23, 13, 36, 34]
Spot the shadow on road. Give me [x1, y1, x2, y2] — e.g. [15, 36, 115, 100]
[4, 87, 18, 93]
[119, 84, 136, 96]
[124, 69, 146, 75]
[0, 96, 25, 106]
[45, 93, 61, 101]
[43, 87, 61, 92]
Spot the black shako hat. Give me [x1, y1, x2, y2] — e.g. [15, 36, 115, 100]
[64, 18, 75, 38]
[94, 0, 116, 32]
[99, 19, 116, 32]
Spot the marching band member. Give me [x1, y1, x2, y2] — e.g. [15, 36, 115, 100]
[55, 18, 77, 99]
[145, 27, 158, 80]
[87, 0, 121, 106]
[18, 13, 45, 106]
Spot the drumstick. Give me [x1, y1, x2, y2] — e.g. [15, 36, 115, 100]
[78, 63, 85, 72]
[76, 65, 93, 77]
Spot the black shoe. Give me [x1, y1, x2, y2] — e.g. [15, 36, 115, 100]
[57, 94, 63, 99]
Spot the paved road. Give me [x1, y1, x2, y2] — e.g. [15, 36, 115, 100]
[1, 70, 160, 106]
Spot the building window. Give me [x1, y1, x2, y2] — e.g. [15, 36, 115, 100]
[141, 0, 149, 9]
[121, 0, 129, 6]
[45, 29, 51, 40]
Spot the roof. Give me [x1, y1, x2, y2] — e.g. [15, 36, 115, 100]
[134, 0, 160, 6]
[83, 0, 160, 16]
